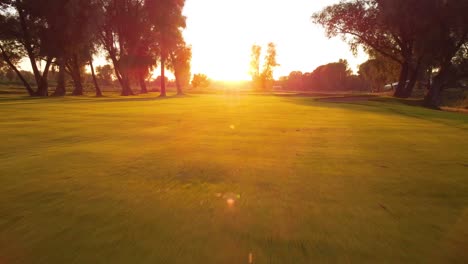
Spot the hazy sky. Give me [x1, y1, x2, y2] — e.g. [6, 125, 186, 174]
[183, 0, 368, 80]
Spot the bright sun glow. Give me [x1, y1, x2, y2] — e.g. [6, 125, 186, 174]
[182, 0, 368, 81]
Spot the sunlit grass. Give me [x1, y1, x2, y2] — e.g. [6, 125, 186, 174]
[0, 93, 467, 263]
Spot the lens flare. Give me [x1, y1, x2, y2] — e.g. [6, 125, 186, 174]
[227, 198, 235, 206]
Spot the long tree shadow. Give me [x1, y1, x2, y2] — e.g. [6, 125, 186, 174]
[282, 95, 468, 130]
[0, 93, 195, 105]
[93, 93, 195, 103]
[273, 92, 378, 98]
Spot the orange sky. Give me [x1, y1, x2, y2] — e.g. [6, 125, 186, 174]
[182, 0, 368, 81]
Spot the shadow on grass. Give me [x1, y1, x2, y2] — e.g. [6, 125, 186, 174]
[273, 92, 378, 98]
[371, 97, 425, 107]
[92, 93, 195, 103]
[282, 95, 468, 130]
[0, 93, 195, 105]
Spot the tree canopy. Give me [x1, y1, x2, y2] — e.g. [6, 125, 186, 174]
[0, 0, 190, 97]
[313, 0, 468, 107]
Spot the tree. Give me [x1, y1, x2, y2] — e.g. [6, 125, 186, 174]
[312, 60, 351, 90]
[154, 75, 168, 89]
[66, 0, 104, 96]
[5, 68, 15, 81]
[260, 42, 279, 90]
[313, 0, 468, 105]
[249, 42, 279, 90]
[286, 71, 304, 90]
[0, 0, 54, 96]
[249, 44, 262, 88]
[421, 0, 468, 108]
[41, 0, 73, 96]
[359, 55, 400, 92]
[191, 74, 210, 89]
[0, 0, 101, 97]
[168, 40, 192, 95]
[89, 54, 102, 97]
[0, 41, 31, 88]
[146, 0, 186, 97]
[96, 64, 114, 85]
[312, 0, 429, 98]
[99, 0, 152, 96]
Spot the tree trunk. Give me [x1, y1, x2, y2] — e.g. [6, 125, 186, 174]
[261, 76, 267, 91]
[71, 74, 83, 95]
[0, 44, 34, 96]
[113, 64, 125, 90]
[139, 73, 148, 94]
[108, 52, 127, 94]
[403, 63, 420, 98]
[17, 7, 43, 90]
[121, 75, 134, 96]
[36, 81, 49, 97]
[35, 58, 52, 97]
[53, 57, 67, 96]
[71, 54, 84, 96]
[424, 80, 443, 109]
[89, 56, 102, 97]
[394, 60, 409, 98]
[175, 76, 183, 95]
[160, 56, 167, 97]
[424, 65, 450, 109]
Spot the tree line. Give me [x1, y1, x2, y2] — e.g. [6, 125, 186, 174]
[313, 0, 468, 108]
[0, 0, 191, 97]
[278, 58, 402, 93]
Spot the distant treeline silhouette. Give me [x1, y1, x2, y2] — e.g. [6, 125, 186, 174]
[278, 57, 401, 92]
[278, 59, 365, 92]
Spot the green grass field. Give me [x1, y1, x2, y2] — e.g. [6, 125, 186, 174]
[1, 93, 467, 263]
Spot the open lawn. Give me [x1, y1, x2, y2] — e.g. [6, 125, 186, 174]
[1, 93, 468, 263]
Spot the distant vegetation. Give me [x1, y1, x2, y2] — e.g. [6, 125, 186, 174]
[278, 59, 366, 92]
[191, 74, 211, 90]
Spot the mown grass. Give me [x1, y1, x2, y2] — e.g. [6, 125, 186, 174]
[0, 93, 467, 263]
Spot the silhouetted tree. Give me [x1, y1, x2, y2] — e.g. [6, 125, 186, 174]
[313, 0, 428, 98]
[421, 0, 468, 108]
[168, 39, 192, 95]
[313, 60, 351, 90]
[260, 42, 279, 90]
[286, 71, 304, 90]
[191, 74, 210, 89]
[0, 0, 54, 96]
[146, 0, 186, 97]
[96, 64, 114, 85]
[249, 44, 262, 89]
[89, 55, 102, 96]
[100, 0, 149, 96]
[314, 0, 468, 105]
[359, 55, 400, 92]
